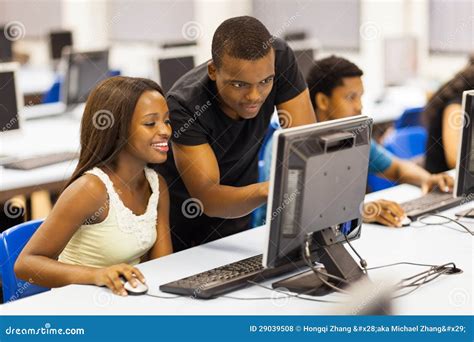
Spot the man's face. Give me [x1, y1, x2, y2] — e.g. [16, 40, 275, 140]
[208, 50, 275, 120]
[319, 76, 364, 121]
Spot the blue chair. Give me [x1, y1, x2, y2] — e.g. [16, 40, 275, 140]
[41, 69, 122, 104]
[394, 107, 424, 129]
[251, 115, 281, 227]
[0, 219, 50, 302]
[384, 126, 427, 159]
[367, 126, 428, 192]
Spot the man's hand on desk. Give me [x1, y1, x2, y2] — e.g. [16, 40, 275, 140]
[362, 199, 406, 228]
[421, 173, 454, 194]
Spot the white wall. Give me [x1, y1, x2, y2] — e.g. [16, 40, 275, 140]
[3, 0, 471, 93]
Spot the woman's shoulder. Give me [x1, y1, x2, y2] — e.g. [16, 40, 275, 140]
[62, 172, 109, 207]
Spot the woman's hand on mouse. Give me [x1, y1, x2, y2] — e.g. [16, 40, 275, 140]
[93, 263, 146, 296]
[362, 199, 406, 227]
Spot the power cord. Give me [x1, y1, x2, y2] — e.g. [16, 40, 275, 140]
[416, 214, 473, 235]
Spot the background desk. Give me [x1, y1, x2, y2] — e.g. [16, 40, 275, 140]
[0, 115, 79, 202]
[1, 184, 472, 315]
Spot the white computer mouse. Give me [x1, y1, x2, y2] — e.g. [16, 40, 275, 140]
[122, 278, 148, 295]
[401, 216, 412, 227]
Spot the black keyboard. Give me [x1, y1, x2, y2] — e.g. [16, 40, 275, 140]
[400, 191, 463, 220]
[2, 151, 78, 170]
[159, 254, 307, 299]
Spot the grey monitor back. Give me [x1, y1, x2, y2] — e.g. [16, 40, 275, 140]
[264, 116, 372, 268]
[158, 55, 195, 94]
[61, 48, 109, 106]
[0, 27, 13, 63]
[293, 48, 314, 79]
[455, 90, 474, 197]
[49, 30, 73, 60]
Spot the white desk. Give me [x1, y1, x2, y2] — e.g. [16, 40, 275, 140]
[2, 184, 472, 315]
[17, 66, 56, 96]
[0, 115, 79, 202]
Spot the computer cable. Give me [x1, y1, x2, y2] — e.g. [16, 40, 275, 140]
[416, 214, 474, 235]
[145, 293, 182, 299]
[343, 225, 368, 272]
[302, 234, 350, 294]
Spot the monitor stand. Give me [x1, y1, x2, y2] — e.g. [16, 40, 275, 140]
[272, 230, 366, 296]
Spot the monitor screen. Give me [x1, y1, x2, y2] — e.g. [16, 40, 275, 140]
[456, 90, 474, 196]
[62, 49, 109, 105]
[158, 56, 195, 94]
[470, 119, 474, 172]
[50, 31, 73, 60]
[0, 70, 20, 133]
[0, 27, 13, 62]
[293, 49, 314, 79]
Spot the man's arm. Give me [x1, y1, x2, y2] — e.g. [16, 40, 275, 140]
[172, 142, 268, 218]
[276, 88, 316, 128]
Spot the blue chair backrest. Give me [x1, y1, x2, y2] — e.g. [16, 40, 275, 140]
[252, 114, 280, 227]
[367, 126, 428, 192]
[394, 106, 424, 129]
[0, 219, 50, 302]
[384, 126, 428, 159]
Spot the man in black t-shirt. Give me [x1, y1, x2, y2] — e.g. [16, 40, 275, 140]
[156, 16, 315, 251]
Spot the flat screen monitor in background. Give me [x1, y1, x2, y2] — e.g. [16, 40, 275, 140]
[49, 30, 73, 60]
[0, 27, 13, 63]
[384, 36, 418, 86]
[293, 48, 315, 79]
[284, 31, 307, 42]
[61, 48, 109, 106]
[264, 116, 372, 295]
[158, 56, 195, 94]
[161, 41, 197, 49]
[0, 63, 22, 135]
[455, 90, 474, 197]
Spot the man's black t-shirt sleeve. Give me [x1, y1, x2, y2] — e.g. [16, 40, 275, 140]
[274, 39, 308, 105]
[167, 95, 208, 146]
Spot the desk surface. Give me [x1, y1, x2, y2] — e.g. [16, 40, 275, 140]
[0, 115, 79, 200]
[1, 184, 472, 315]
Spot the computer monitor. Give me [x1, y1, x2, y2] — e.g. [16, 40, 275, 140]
[158, 55, 195, 94]
[263, 116, 372, 295]
[293, 48, 315, 79]
[49, 30, 73, 60]
[455, 90, 474, 198]
[384, 36, 418, 86]
[0, 27, 13, 63]
[0, 62, 23, 135]
[60, 48, 109, 106]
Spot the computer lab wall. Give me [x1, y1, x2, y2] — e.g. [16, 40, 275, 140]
[0, 0, 470, 95]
